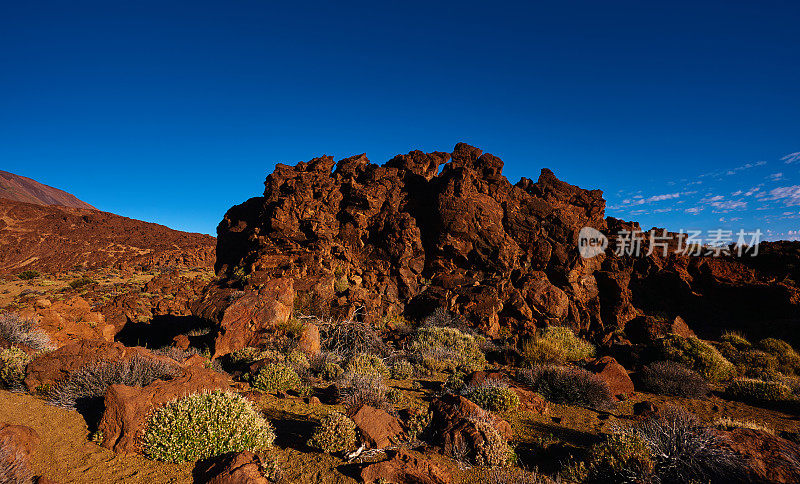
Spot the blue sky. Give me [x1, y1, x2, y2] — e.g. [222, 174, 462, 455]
[1, 1, 798, 239]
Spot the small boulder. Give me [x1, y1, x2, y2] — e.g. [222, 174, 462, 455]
[625, 315, 695, 344]
[429, 394, 512, 464]
[349, 405, 405, 449]
[722, 428, 800, 484]
[296, 321, 321, 356]
[632, 400, 658, 417]
[585, 356, 634, 399]
[0, 423, 40, 483]
[198, 451, 271, 484]
[360, 449, 450, 484]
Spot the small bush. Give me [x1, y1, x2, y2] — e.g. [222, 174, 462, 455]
[307, 412, 357, 453]
[720, 331, 751, 350]
[464, 381, 520, 412]
[319, 318, 387, 358]
[406, 407, 432, 441]
[758, 338, 800, 375]
[142, 390, 275, 463]
[17, 270, 40, 280]
[286, 349, 310, 371]
[230, 347, 283, 367]
[336, 371, 392, 412]
[725, 377, 793, 403]
[0, 312, 53, 351]
[522, 326, 595, 365]
[0, 347, 31, 390]
[251, 364, 304, 394]
[50, 355, 180, 408]
[518, 364, 614, 409]
[464, 412, 515, 466]
[390, 359, 414, 380]
[483, 467, 552, 484]
[409, 326, 486, 373]
[638, 361, 709, 397]
[69, 277, 96, 290]
[578, 432, 656, 483]
[655, 334, 735, 381]
[321, 362, 344, 381]
[345, 353, 390, 379]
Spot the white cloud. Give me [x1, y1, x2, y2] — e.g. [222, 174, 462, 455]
[768, 172, 784, 181]
[765, 185, 800, 206]
[781, 152, 800, 164]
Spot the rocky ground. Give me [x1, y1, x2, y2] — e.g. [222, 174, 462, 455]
[3, 144, 800, 483]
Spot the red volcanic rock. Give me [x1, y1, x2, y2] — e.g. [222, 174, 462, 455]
[625, 315, 695, 345]
[194, 278, 294, 358]
[0, 423, 40, 483]
[97, 355, 232, 454]
[360, 449, 450, 484]
[721, 428, 800, 483]
[0, 197, 215, 274]
[200, 451, 271, 484]
[585, 356, 634, 399]
[295, 321, 321, 356]
[349, 405, 405, 449]
[0, 170, 95, 209]
[24, 339, 166, 391]
[203, 143, 800, 344]
[20, 296, 115, 348]
[429, 394, 513, 464]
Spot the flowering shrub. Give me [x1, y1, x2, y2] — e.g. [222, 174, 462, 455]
[142, 390, 275, 463]
[307, 412, 357, 453]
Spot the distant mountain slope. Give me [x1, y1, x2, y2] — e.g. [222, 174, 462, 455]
[0, 198, 215, 274]
[0, 170, 96, 209]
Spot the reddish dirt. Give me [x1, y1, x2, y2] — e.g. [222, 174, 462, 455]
[0, 198, 215, 274]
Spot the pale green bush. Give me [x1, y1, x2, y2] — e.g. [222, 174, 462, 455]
[656, 334, 735, 381]
[251, 364, 304, 393]
[345, 353, 389, 378]
[142, 390, 275, 463]
[307, 412, 356, 453]
[410, 326, 486, 373]
[0, 347, 31, 389]
[522, 326, 595, 364]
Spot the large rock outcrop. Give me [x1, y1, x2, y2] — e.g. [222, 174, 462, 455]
[202, 143, 800, 346]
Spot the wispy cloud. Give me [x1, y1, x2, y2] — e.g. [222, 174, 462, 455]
[764, 185, 800, 206]
[781, 152, 800, 164]
[768, 172, 784, 181]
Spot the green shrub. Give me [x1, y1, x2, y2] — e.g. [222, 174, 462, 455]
[655, 334, 735, 381]
[230, 347, 282, 366]
[467, 416, 515, 466]
[287, 349, 310, 370]
[580, 433, 655, 482]
[69, 277, 96, 290]
[522, 326, 595, 364]
[725, 377, 793, 403]
[251, 364, 303, 393]
[758, 338, 800, 375]
[345, 353, 389, 378]
[0, 347, 31, 389]
[142, 390, 275, 463]
[320, 362, 344, 381]
[17, 270, 40, 280]
[720, 331, 751, 350]
[307, 412, 357, 453]
[409, 326, 486, 373]
[390, 359, 414, 380]
[465, 384, 520, 413]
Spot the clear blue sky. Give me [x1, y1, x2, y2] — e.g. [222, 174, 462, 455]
[1, 1, 798, 239]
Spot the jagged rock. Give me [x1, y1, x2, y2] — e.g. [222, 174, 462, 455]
[19, 296, 115, 348]
[97, 355, 232, 454]
[360, 449, 450, 484]
[349, 405, 405, 449]
[625, 315, 695, 345]
[296, 321, 320, 355]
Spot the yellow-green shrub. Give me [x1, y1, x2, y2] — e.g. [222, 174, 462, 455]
[390, 359, 414, 380]
[409, 326, 486, 373]
[141, 390, 275, 463]
[758, 338, 800, 375]
[522, 326, 595, 364]
[307, 412, 357, 453]
[465, 385, 520, 412]
[345, 353, 389, 378]
[0, 347, 31, 389]
[725, 377, 792, 403]
[656, 334, 735, 381]
[251, 364, 304, 393]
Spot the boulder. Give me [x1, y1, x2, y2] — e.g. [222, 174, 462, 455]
[198, 451, 271, 484]
[360, 449, 450, 484]
[96, 355, 232, 454]
[295, 321, 321, 355]
[20, 296, 115, 348]
[721, 428, 800, 484]
[625, 315, 695, 344]
[429, 394, 512, 463]
[585, 356, 634, 398]
[349, 405, 405, 449]
[0, 423, 40, 483]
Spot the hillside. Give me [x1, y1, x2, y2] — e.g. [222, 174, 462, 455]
[0, 170, 96, 209]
